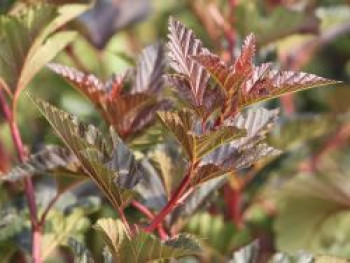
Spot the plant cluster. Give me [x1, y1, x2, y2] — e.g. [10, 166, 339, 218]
[0, 1, 347, 262]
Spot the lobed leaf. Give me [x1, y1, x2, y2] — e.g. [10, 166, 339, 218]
[30, 95, 136, 209]
[194, 34, 338, 113]
[96, 218, 201, 263]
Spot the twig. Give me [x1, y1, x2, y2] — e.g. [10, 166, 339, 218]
[0, 88, 41, 263]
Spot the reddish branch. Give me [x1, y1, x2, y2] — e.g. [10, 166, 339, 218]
[0, 89, 41, 263]
[144, 163, 195, 233]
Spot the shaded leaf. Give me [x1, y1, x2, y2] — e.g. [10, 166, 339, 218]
[79, 0, 151, 49]
[135, 159, 167, 210]
[170, 176, 226, 227]
[0, 145, 82, 182]
[132, 42, 165, 94]
[185, 212, 250, 255]
[68, 238, 95, 263]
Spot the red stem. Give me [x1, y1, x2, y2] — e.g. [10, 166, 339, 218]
[0, 90, 41, 263]
[224, 184, 243, 228]
[144, 167, 193, 233]
[131, 200, 168, 239]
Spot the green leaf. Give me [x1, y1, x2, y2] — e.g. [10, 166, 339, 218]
[30, 95, 136, 209]
[20, 31, 77, 90]
[157, 110, 195, 160]
[158, 110, 245, 161]
[95, 218, 201, 262]
[42, 208, 91, 260]
[0, 4, 88, 93]
[275, 172, 350, 253]
[194, 126, 246, 159]
[185, 212, 250, 255]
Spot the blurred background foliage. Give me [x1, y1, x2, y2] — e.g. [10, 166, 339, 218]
[1, 0, 350, 262]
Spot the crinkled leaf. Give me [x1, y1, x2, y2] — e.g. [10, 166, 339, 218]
[132, 42, 165, 94]
[0, 145, 82, 182]
[95, 218, 201, 262]
[48, 63, 165, 137]
[203, 108, 281, 169]
[47, 63, 106, 110]
[167, 17, 210, 105]
[191, 163, 229, 186]
[194, 35, 338, 111]
[107, 136, 141, 189]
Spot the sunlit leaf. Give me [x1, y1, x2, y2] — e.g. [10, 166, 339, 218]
[194, 35, 338, 112]
[167, 17, 210, 105]
[42, 208, 91, 260]
[48, 61, 166, 137]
